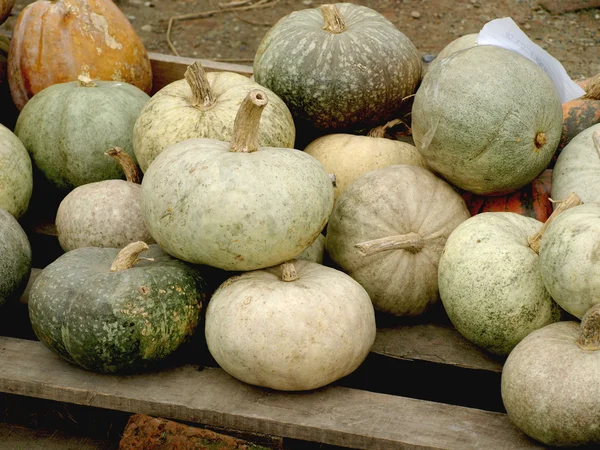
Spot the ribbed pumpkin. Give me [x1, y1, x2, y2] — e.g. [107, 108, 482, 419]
[0, 124, 32, 218]
[14, 77, 150, 191]
[142, 90, 334, 271]
[0, 0, 14, 24]
[253, 3, 421, 131]
[8, 0, 152, 110]
[134, 62, 295, 173]
[0, 208, 31, 307]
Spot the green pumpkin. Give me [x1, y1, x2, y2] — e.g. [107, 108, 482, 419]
[14, 77, 150, 191]
[0, 208, 31, 307]
[0, 123, 32, 218]
[28, 242, 204, 373]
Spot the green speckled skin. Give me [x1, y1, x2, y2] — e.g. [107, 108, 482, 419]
[14, 80, 149, 191]
[0, 124, 32, 218]
[28, 245, 204, 373]
[0, 208, 31, 307]
[412, 46, 563, 195]
[439, 212, 561, 355]
[141, 139, 334, 271]
[253, 3, 421, 131]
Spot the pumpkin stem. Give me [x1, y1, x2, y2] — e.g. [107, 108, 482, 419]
[527, 192, 583, 253]
[105, 147, 142, 184]
[368, 119, 405, 139]
[110, 241, 153, 272]
[230, 89, 268, 153]
[280, 261, 299, 282]
[77, 75, 97, 88]
[356, 232, 425, 256]
[582, 72, 600, 101]
[576, 303, 600, 351]
[321, 5, 347, 34]
[534, 132, 546, 149]
[185, 62, 215, 109]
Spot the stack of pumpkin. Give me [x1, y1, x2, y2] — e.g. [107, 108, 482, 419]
[1, 1, 600, 446]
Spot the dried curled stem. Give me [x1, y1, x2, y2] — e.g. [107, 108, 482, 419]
[110, 242, 153, 272]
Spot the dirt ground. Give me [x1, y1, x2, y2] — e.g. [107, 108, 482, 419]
[1, 0, 599, 80]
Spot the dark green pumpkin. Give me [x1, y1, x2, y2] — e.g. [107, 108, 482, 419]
[0, 208, 31, 307]
[28, 243, 205, 373]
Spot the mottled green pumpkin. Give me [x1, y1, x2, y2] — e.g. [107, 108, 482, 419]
[28, 242, 204, 373]
[0, 208, 31, 307]
[0, 123, 32, 218]
[14, 77, 150, 191]
[253, 3, 421, 131]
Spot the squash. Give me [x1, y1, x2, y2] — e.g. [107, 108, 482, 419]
[205, 260, 376, 390]
[501, 303, 600, 446]
[326, 165, 470, 317]
[14, 76, 150, 192]
[304, 119, 426, 202]
[296, 234, 326, 264]
[0, 123, 32, 218]
[461, 169, 553, 222]
[28, 242, 204, 373]
[253, 3, 421, 131]
[412, 45, 563, 195]
[0, 0, 14, 24]
[435, 33, 478, 61]
[142, 90, 334, 271]
[133, 62, 295, 173]
[8, 0, 152, 110]
[552, 124, 600, 204]
[0, 208, 31, 307]
[56, 147, 154, 252]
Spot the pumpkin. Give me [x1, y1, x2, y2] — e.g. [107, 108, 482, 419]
[28, 242, 204, 373]
[304, 119, 426, 202]
[8, 0, 152, 110]
[296, 234, 325, 264]
[14, 76, 150, 192]
[461, 169, 553, 222]
[437, 195, 582, 355]
[326, 165, 470, 317]
[435, 33, 478, 61]
[412, 45, 563, 195]
[501, 303, 600, 446]
[0, 35, 17, 130]
[133, 62, 295, 173]
[0, 123, 32, 218]
[142, 90, 334, 271]
[56, 147, 154, 252]
[0, 208, 31, 307]
[253, 3, 422, 131]
[205, 260, 376, 390]
[0, 0, 14, 24]
[552, 124, 600, 204]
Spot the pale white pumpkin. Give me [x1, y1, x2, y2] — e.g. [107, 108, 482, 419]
[205, 260, 376, 391]
[0, 123, 32, 218]
[326, 165, 470, 317]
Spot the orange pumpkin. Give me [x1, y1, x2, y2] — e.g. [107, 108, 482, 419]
[0, 0, 15, 25]
[8, 0, 152, 110]
[462, 170, 553, 222]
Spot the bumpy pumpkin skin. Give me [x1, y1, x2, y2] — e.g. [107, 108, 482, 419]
[205, 260, 376, 391]
[439, 213, 561, 355]
[0, 208, 31, 307]
[14, 80, 150, 191]
[435, 33, 478, 61]
[253, 3, 421, 131]
[0, 124, 32, 218]
[28, 245, 204, 373]
[412, 46, 563, 195]
[0, 0, 14, 25]
[326, 165, 471, 317]
[133, 71, 295, 173]
[502, 321, 600, 446]
[8, 0, 152, 110]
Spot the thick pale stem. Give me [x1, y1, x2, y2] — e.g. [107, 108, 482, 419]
[280, 261, 299, 282]
[321, 4, 347, 34]
[534, 132, 546, 149]
[368, 119, 404, 138]
[356, 232, 425, 256]
[185, 62, 215, 108]
[77, 75, 96, 88]
[528, 192, 583, 253]
[230, 89, 268, 153]
[593, 130, 600, 161]
[110, 241, 152, 272]
[582, 73, 600, 100]
[577, 303, 600, 351]
[105, 147, 142, 184]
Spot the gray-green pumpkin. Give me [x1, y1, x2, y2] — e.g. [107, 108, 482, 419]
[0, 123, 32, 218]
[133, 62, 295, 173]
[435, 33, 478, 61]
[14, 76, 150, 191]
[412, 45, 563, 195]
[28, 242, 204, 373]
[253, 3, 421, 131]
[0, 208, 31, 307]
[142, 90, 334, 271]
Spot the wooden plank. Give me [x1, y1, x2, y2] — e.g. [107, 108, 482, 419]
[0, 337, 543, 450]
[0, 422, 115, 450]
[539, 0, 600, 14]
